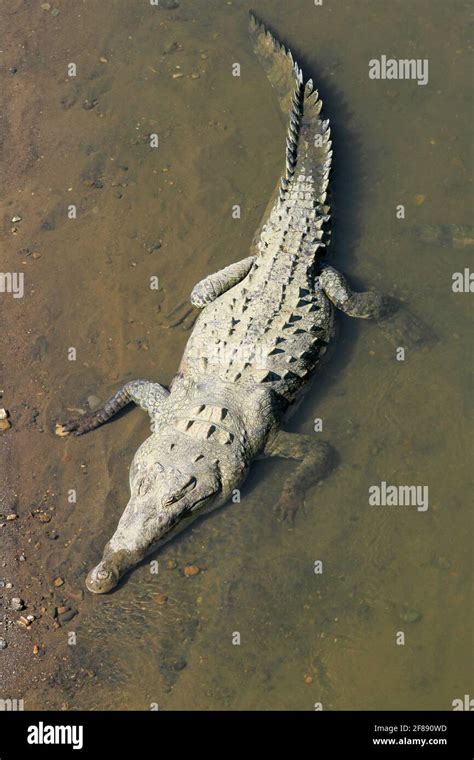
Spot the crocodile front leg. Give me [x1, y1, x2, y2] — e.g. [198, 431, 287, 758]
[190, 255, 256, 307]
[319, 266, 433, 348]
[264, 431, 335, 525]
[57, 380, 169, 436]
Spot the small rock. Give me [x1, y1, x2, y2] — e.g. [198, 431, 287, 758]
[51, 7, 60, 16]
[163, 41, 179, 55]
[83, 98, 98, 111]
[41, 2, 51, 9]
[11, 215, 22, 223]
[172, 72, 184, 79]
[55, 423, 70, 438]
[17, 616, 31, 628]
[35, 512, 51, 523]
[53, 577, 64, 587]
[183, 565, 200, 577]
[304, 675, 313, 685]
[0, 639, 7, 650]
[0, 409, 9, 420]
[190, 73, 200, 79]
[0, 419, 11, 431]
[6, 514, 17, 521]
[99, 56, 108, 64]
[57, 607, 77, 624]
[153, 593, 168, 605]
[166, 559, 178, 570]
[10, 598, 25, 611]
[31, 251, 42, 259]
[33, 644, 40, 655]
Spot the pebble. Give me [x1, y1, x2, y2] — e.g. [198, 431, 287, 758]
[183, 565, 200, 577]
[0, 409, 7, 420]
[153, 593, 168, 605]
[0, 419, 11, 431]
[83, 98, 98, 111]
[414, 194, 426, 205]
[6, 514, 17, 521]
[99, 56, 108, 64]
[17, 616, 31, 628]
[0, 639, 7, 650]
[10, 598, 25, 611]
[35, 512, 51, 523]
[304, 675, 314, 684]
[166, 559, 177, 570]
[33, 644, 40, 655]
[11, 215, 21, 223]
[163, 41, 179, 54]
[41, 2, 51, 9]
[31, 251, 42, 259]
[57, 607, 77, 624]
[172, 72, 184, 79]
[55, 424, 70, 438]
[190, 73, 200, 79]
[53, 577, 64, 587]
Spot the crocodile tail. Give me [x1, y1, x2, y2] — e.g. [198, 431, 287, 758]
[249, 12, 332, 211]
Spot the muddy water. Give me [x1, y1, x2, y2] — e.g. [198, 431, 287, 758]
[0, 0, 471, 710]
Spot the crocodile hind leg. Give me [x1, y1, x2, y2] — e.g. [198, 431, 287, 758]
[57, 380, 169, 436]
[264, 431, 335, 525]
[190, 256, 256, 307]
[319, 266, 433, 348]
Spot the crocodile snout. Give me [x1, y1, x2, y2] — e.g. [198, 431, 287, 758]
[86, 561, 120, 594]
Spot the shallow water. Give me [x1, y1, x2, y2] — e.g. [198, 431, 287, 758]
[0, 0, 471, 710]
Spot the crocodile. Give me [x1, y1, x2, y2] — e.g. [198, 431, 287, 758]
[58, 14, 426, 594]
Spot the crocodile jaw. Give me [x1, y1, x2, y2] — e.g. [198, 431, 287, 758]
[84, 435, 225, 593]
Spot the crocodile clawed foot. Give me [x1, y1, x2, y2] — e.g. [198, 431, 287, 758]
[86, 560, 121, 594]
[274, 487, 302, 526]
[377, 298, 436, 350]
[55, 415, 93, 437]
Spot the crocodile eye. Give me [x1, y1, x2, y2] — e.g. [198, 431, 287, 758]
[163, 475, 197, 506]
[138, 475, 154, 496]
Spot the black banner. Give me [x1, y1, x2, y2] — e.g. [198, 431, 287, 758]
[0, 710, 471, 757]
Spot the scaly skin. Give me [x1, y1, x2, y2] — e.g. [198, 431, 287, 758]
[57, 14, 427, 593]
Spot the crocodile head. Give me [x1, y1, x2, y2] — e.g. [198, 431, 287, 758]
[86, 435, 223, 593]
